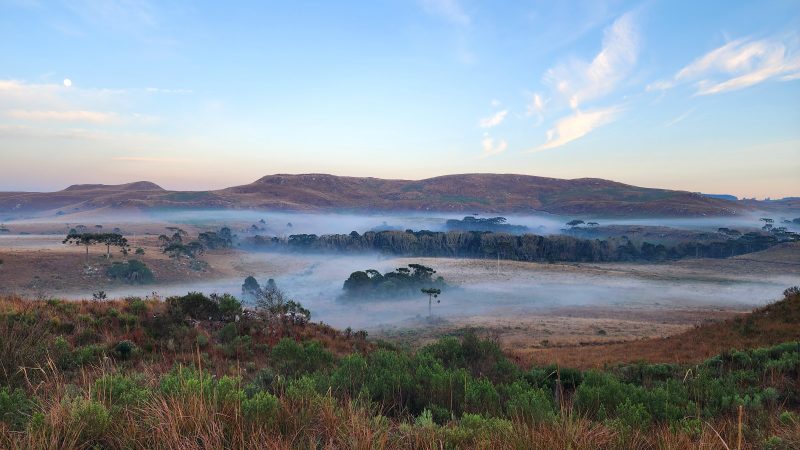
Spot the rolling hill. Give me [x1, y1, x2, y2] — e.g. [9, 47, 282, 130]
[0, 173, 747, 217]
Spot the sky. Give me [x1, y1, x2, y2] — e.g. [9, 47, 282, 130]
[0, 0, 798, 198]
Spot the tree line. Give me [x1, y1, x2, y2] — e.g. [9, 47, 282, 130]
[248, 229, 791, 263]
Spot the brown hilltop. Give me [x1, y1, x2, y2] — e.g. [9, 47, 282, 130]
[0, 173, 745, 217]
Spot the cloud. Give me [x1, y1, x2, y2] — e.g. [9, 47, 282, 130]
[480, 134, 507, 157]
[664, 108, 694, 127]
[648, 36, 800, 96]
[420, 0, 470, 25]
[479, 110, 508, 128]
[526, 93, 547, 125]
[543, 12, 639, 110]
[6, 109, 116, 123]
[533, 106, 619, 151]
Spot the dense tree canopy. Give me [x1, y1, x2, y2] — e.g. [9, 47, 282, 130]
[249, 229, 792, 263]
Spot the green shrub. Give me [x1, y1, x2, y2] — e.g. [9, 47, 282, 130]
[106, 260, 154, 283]
[126, 297, 147, 315]
[414, 408, 435, 427]
[465, 378, 500, 416]
[270, 338, 334, 378]
[779, 410, 797, 425]
[112, 340, 136, 360]
[214, 293, 242, 320]
[93, 374, 149, 413]
[0, 387, 35, 430]
[69, 398, 111, 441]
[242, 391, 280, 424]
[217, 323, 238, 344]
[504, 381, 555, 423]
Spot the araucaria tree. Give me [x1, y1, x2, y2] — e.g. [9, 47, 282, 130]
[63, 232, 129, 264]
[421, 287, 441, 317]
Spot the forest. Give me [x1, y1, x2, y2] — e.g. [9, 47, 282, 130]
[249, 229, 791, 263]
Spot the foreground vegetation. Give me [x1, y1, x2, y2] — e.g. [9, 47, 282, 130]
[0, 289, 798, 449]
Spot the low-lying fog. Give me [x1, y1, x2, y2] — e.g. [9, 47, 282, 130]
[59, 252, 795, 331]
[4, 210, 797, 331]
[6, 208, 797, 236]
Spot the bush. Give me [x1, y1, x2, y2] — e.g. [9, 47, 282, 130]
[215, 293, 242, 320]
[0, 387, 34, 430]
[167, 292, 220, 321]
[112, 340, 136, 360]
[93, 374, 149, 412]
[241, 391, 280, 424]
[126, 297, 147, 315]
[217, 323, 238, 344]
[504, 381, 555, 423]
[270, 338, 334, 378]
[69, 398, 111, 442]
[106, 260, 154, 283]
[465, 378, 500, 416]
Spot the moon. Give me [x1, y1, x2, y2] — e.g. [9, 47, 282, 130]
[63, 78, 72, 87]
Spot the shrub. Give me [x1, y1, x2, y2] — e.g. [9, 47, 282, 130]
[242, 391, 280, 425]
[504, 381, 555, 423]
[167, 292, 220, 321]
[126, 297, 147, 315]
[217, 323, 238, 344]
[93, 374, 149, 412]
[69, 398, 111, 442]
[270, 338, 334, 378]
[465, 378, 500, 416]
[112, 340, 136, 360]
[106, 260, 154, 283]
[214, 293, 242, 320]
[0, 387, 34, 430]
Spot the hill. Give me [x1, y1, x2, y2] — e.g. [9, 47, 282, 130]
[0, 173, 746, 217]
[0, 290, 798, 448]
[523, 287, 800, 369]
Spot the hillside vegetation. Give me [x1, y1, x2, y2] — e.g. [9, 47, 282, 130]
[524, 287, 800, 369]
[0, 289, 798, 449]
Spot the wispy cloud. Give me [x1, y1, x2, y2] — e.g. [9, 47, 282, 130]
[532, 106, 619, 151]
[544, 11, 639, 110]
[420, 0, 470, 26]
[6, 109, 116, 123]
[480, 133, 507, 157]
[532, 12, 638, 150]
[648, 36, 800, 96]
[664, 108, 694, 127]
[526, 93, 547, 126]
[479, 110, 507, 128]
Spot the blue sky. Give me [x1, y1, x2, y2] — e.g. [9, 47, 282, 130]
[0, 0, 798, 198]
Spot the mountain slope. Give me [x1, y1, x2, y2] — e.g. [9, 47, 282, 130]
[0, 173, 745, 217]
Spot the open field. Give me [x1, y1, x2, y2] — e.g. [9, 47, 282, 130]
[2, 219, 797, 368]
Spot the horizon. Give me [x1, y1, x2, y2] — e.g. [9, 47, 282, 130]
[1, 171, 795, 200]
[1, 1, 799, 198]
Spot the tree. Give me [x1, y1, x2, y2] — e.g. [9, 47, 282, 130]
[421, 288, 441, 317]
[566, 220, 585, 228]
[98, 233, 130, 259]
[253, 278, 286, 313]
[63, 232, 104, 265]
[242, 276, 261, 298]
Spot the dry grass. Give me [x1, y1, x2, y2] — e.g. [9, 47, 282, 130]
[519, 288, 800, 369]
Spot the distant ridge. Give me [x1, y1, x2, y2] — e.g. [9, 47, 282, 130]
[0, 173, 762, 217]
[701, 193, 738, 201]
[62, 181, 164, 192]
